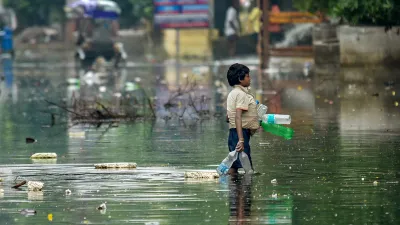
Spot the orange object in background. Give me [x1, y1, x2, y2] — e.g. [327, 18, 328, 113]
[269, 5, 281, 33]
[269, 10, 323, 24]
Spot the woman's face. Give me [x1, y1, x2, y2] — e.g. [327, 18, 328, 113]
[240, 74, 251, 87]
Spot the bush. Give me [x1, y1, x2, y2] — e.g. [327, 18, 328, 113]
[294, 0, 400, 26]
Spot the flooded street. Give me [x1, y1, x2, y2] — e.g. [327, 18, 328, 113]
[0, 57, 399, 225]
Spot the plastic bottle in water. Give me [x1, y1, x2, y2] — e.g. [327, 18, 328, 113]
[239, 152, 254, 174]
[216, 151, 239, 175]
[262, 114, 291, 125]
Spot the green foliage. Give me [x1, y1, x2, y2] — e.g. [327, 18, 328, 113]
[105, 0, 153, 28]
[293, 0, 337, 15]
[129, 0, 154, 20]
[4, 0, 66, 28]
[333, 0, 399, 25]
[293, 0, 400, 25]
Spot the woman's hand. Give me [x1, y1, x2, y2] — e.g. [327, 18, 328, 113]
[236, 141, 244, 152]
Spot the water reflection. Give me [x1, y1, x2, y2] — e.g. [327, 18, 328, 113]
[0, 56, 18, 104]
[229, 175, 253, 224]
[27, 191, 44, 201]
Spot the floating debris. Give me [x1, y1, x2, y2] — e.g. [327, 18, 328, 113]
[97, 202, 107, 210]
[373, 181, 378, 186]
[99, 86, 107, 92]
[145, 222, 160, 225]
[94, 163, 137, 169]
[0, 189, 3, 193]
[271, 179, 278, 184]
[384, 80, 395, 89]
[184, 171, 219, 179]
[12, 180, 27, 189]
[259, 142, 270, 146]
[19, 209, 37, 216]
[0, 178, 2, 182]
[31, 153, 57, 159]
[371, 93, 379, 97]
[48, 213, 53, 221]
[68, 131, 86, 138]
[65, 189, 72, 195]
[26, 137, 37, 144]
[27, 181, 44, 191]
[67, 78, 80, 85]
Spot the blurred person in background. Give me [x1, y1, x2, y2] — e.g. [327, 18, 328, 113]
[0, 19, 13, 56]
[224, 0, 241, 57]
[246, 0, 261, 53]
[246, 0, 281, 51]
[140, 17, 153, 50]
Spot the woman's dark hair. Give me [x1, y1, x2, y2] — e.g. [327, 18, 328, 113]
[226, 63, 250, 86]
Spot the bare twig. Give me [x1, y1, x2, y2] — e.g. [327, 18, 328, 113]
[96, 101, 112, 117]
[45, 100, 84, 117]
[141, 90, 156, 118]
[188, 93, 199, 114]
[12, 180, 27, 189]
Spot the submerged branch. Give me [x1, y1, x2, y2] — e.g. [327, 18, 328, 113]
[45, 100, 84, 117]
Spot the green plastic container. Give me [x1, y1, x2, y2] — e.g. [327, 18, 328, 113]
[261, 121, 294, 140]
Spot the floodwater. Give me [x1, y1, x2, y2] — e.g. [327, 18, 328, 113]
[0, 56, 399, 225]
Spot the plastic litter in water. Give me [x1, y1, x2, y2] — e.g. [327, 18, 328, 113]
[28, 181, 44, 191]
[97, 202, 107, 210]
[99, 86, 107, 92]
[94, 163, 137, 169]
[20, 209, 37, 216]
[26, 137, 37, 144]
[31, 153, 57, 159]
[184, 171, 219, 179]
[68, 131, 86, 138]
